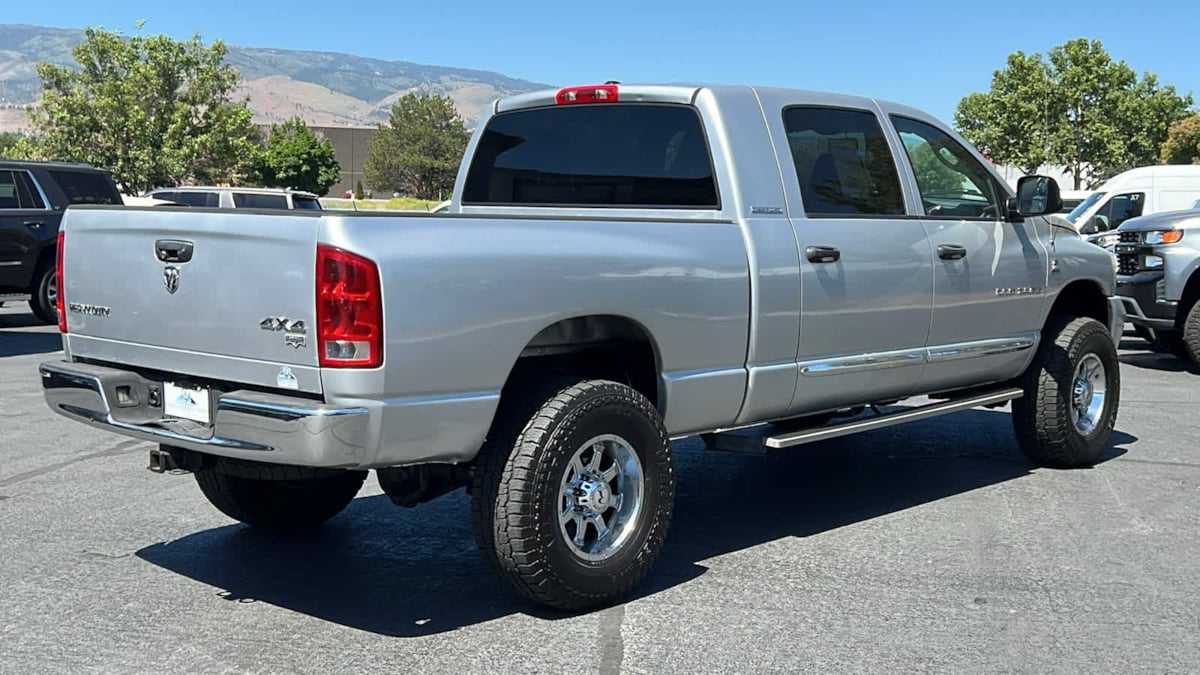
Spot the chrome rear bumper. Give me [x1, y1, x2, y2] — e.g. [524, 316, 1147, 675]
[39, 360, 371, 468]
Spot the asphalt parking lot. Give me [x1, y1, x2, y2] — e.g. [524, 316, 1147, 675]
[1, 302, 1198, 673]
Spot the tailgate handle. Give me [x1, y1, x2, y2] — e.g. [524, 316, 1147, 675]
[155, 239, 194, 263]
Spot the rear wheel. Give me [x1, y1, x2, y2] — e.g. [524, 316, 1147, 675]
[1012, 316, 1120, 468]
[28, 262, 58, 325]
[471, 378, 674, 610]
[194, 467, 367, 530]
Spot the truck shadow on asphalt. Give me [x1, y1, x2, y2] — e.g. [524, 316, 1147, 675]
[1118, 351, 1200, 374]
[135, 409, 1135, 638]
[0, 311, 61, 357]
[1117, 331, 1200, 374]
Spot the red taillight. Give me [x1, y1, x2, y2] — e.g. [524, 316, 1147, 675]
[316, 245, 382, 368]
[555, 84, 619, 105]
[56, 232, 66, 333]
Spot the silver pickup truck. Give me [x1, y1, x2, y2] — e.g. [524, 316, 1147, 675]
[1114, 208, 1200, 366]
[40, 83, 1124, 611]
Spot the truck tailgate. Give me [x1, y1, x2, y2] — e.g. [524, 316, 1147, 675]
[60, 206, 324, 394]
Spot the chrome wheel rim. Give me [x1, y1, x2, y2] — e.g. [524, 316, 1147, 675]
[558, 434, 644, 562]
[1070, 353, 1107, 435]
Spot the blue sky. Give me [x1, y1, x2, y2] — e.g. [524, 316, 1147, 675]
[8, 0, 1199, 123]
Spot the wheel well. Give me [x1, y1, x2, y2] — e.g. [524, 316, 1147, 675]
[502, 315, 662, 411]
[35, 242, 56, 272]
[1048, 280, 1108, 327]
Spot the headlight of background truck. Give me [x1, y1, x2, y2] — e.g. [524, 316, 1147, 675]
[1144, 230, 1183, 245]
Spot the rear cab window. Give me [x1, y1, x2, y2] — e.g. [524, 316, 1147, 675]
[292, 196, 322, 210]
[462, 103, 720, 208]
[47, 170, 122, 205]
[781, 106, 906, 217]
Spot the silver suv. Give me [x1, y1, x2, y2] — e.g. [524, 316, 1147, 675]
[143, 186, 322, 210]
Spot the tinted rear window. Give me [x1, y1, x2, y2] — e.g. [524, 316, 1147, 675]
[462, 103, 719, 208]
[782, 107, 905, 217]
[48, 170, 121, 205]
[0, 170, 46, 209]
[233, 193, 289, 209]
[293, 196, 322, 210]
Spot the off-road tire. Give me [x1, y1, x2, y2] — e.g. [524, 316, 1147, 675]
[194, 468, 367, 530]
[471, 378, 675, 611]
[28, 262, 58, 325]
[1178, 300, 1200, 366]
[1012, 316, 1120, 468]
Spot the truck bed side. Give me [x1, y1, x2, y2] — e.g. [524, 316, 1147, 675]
[317, 211, 751, 466]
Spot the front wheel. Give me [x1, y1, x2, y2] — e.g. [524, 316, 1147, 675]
[1178, 299, 1200, 366]
[471, 379, 675, 610]
[1012, 316, 1120, 468]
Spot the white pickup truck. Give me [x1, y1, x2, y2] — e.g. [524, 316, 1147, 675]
[40, 83, 1123, 610]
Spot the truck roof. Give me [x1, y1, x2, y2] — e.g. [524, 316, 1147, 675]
[492, 82, 929, 120]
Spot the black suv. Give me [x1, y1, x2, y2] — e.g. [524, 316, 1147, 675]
[0, 160, 122, 324]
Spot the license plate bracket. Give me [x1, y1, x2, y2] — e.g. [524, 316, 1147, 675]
[163, 381, 211, 424]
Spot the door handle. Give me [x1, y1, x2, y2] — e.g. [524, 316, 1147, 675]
[23, 221, 43, 228]
[937, 244, 967, 260]
[805, 245, 841, 263]
[155, 239, 194, 263]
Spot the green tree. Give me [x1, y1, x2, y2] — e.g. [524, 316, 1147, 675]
[354, 179, 363, 200]
[1161, 115, 1200, 164]
[954, 51, 1056, 176]
[955, 38, 1194, 189]
[364, 92, 469, 200]
[0, 132, 23, 157]
[3, 135, 43, 161]
[258, 116, 341, 196]
[21, 23, 263, 193]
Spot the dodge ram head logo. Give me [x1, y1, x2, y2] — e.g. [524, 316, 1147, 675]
[163, 266, 180, 294]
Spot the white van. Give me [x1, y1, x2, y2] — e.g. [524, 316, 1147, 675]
[1064, 165, 1200, 246]
[1058, 190, 1094, 213]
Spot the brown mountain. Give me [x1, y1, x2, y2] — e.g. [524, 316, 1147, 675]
[0, 23, 551, 131]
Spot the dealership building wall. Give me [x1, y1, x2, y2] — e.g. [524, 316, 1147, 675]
[258, 124, 379, 198]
